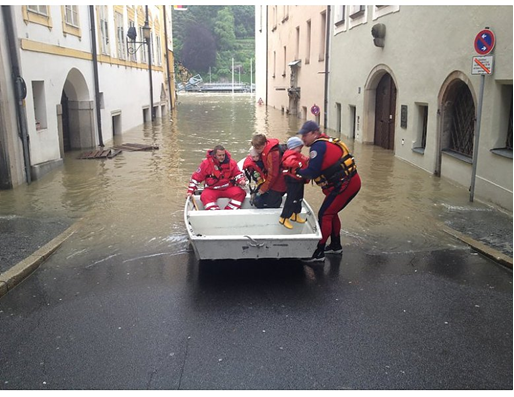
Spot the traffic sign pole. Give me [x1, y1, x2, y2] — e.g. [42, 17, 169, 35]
[469, 28, 494, 202]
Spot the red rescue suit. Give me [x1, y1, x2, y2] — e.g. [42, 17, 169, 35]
[297, 134, 361, 245]
[187, 149, 246, 210]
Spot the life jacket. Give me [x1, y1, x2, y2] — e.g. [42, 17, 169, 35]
[242, 155, 266, 184]
[312, 136, 357, 188]
[204, 150, 241, 188]
[281, 150, 309, 181]
[258, 138, 287, 193]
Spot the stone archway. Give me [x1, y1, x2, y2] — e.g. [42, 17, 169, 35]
[435, 71, 477, 178]
[59, 68, 95, 152]
[363, 65, 399, 149]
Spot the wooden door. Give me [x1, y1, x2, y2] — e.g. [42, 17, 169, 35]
[374, 74, 397, 150]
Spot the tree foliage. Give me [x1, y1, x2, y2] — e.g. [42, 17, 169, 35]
[172, 5, 255, 82]
[181, 23, 216, 73]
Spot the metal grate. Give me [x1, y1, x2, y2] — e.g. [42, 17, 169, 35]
[449, 86, 475, 157]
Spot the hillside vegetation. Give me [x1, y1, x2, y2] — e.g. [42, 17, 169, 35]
[172, 5, 255, 83]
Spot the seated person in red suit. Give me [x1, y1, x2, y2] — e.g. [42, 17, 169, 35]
[186, 145, 246, 210]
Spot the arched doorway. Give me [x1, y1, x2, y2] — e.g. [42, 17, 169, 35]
[59, 68, 94, 151]
[374, 73, 397, 150]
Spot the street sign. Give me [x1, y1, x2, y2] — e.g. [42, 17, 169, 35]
[474, 29, 495, 55]
[472, 56, 494, 75]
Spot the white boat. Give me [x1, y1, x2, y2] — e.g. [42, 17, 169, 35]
[184, 193, 321, 261]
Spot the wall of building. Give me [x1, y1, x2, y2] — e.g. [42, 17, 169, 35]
[0, 5, 172, 185]
[328, 5, 513, 211]
[0, 17, 26, 188]
[267, 5, 327, 123]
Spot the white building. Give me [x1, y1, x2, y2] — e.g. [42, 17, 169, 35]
[327, 5, 512, 211]
[0, 5, 175, 188]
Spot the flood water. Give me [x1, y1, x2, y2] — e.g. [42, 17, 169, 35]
[0, 93, 494, 264]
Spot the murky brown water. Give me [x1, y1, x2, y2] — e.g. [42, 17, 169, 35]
[0, 93, 490, 264]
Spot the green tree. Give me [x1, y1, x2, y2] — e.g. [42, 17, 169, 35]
[214, 8, 236, 51]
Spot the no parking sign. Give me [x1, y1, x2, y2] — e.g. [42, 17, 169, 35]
[311, 104, 320, 116]
[474, 29, 495, 55]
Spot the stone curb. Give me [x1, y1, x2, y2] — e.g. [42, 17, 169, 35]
[0, 222, 80, 298]
[442, 226, 513, 270]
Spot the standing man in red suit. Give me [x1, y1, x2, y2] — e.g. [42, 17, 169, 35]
[296, 121, 361, 261]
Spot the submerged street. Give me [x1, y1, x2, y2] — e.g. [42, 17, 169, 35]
[0, 94, 512, 389]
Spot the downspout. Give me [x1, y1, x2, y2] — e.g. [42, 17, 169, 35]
[162, 5, 174, 110]
[265, 5, 268, 105]
[146, 5, 155, 121]
[89, 6, 104, 147]
[2, 5, 31, 183]
[323, 6, 330, 129]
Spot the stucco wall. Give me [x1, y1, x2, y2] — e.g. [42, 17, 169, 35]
[328, 5, 513, 210]
[267, 5, 327, 123]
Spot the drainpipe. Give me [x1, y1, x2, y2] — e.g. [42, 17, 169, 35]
[323, 6, 330, 129]
[265, 5, 268, 105]
[146, 6, 155, 121]
[89, 6, 104, 147]
[162, 5, 174, 110]
[2, 5, 31, 183]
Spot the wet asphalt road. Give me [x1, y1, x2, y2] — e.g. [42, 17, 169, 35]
[0, 240, 511, 390]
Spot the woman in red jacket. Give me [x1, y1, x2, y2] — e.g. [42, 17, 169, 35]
[186, 145, 246, 210]
[250, 134, 287, 208]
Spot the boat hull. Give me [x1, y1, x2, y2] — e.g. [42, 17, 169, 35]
[184, 194, 321, 260]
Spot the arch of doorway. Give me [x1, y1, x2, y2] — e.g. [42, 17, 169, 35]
[59, 68, 96, 154]
[362, 64, 399, 145]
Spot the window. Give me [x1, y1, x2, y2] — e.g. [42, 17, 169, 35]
[444, 82, 475, 158]
[151, 32, 155, 65]
[319, 11, 326, 62]
[282, 5, 289, 22]
[349, 5, 365, 19]
[32, 81, 47, 130]
[295, 27, 300, 60]
[24, 5, 52, 28]
[128, 19, 136, 62]
[98, 6, 110, 55]
[28, 5, 48, 16]
[156, 35, 162, 66]
[491, 84, 513, 158]
[64, 5, 78, 26]
[414, 104, 428, 153]
[61, 5, 80, 37]
[507, 98, 513, 150]
[283, 46, 286, 77]
[272, 6, 277, 31]
[140, 26, 147, 63]
[305, 20, 311, 65]
[273, 51, 276, 78]
[335, 6, 345, 25]
[115, 11, 125, 60]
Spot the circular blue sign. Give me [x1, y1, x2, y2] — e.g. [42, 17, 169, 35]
[474, 29, 495, 55]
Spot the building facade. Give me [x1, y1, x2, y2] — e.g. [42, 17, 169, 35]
[327, 5, 512, 211]
[0, 5, 176, 188]
[265, 5, 328, 124]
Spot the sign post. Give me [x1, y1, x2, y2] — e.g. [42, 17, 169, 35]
[470, 28, 495, 203]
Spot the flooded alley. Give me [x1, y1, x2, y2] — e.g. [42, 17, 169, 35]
[0, 94, 511, 390]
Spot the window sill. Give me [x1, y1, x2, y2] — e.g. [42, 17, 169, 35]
[335, 19, 345, 27]
[441, 149, 472, 164]
[412, 147, 425, 155]
[349, 10, 365, 19]
[490, 148, 513, 159]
